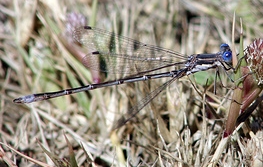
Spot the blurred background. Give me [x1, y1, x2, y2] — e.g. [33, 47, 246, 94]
[1, 0, 263, 166]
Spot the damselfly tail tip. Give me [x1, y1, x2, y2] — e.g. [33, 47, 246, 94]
[13, 98, 24, 103]
[13, 95, 35, 104]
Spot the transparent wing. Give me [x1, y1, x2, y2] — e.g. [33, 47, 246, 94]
[72, 26, 188, 75]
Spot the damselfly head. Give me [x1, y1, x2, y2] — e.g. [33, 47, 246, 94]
[220, 43, 232, 63]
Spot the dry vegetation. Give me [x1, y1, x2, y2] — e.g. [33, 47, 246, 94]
[1, 0, 263, 166]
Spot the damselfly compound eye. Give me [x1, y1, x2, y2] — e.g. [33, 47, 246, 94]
[222, 51, 232, 63]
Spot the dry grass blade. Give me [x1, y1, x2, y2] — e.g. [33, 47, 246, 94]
[0, 142, 52, 167]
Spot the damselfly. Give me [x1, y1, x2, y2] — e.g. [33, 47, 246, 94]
[13, 26, 233, 128]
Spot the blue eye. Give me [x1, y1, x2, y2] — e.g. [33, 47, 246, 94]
[222, 51, 232, 63]
[220, 43, 230, 51]
[219, 43, 232, 63]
